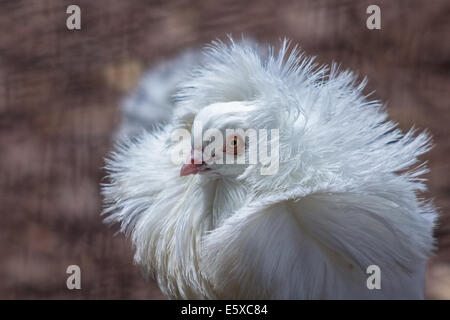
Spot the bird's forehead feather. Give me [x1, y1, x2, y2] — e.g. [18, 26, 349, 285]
[194, 101, 257, 131]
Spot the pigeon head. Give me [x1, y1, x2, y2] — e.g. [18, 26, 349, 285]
[180, 101, 262, 179]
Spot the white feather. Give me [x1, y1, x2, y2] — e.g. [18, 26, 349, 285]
[102, 38, 436, 299]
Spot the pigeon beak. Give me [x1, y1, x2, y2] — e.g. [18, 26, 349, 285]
[180, 162, 210, 176]
[180, 163, 203, 176]
[180, 152, 210, 177]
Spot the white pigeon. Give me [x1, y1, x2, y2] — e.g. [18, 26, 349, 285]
[102, 39, 437, 299]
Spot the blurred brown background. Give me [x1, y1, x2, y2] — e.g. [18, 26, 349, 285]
[0, 0, 449, 299]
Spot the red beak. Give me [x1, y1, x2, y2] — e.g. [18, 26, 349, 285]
[180, 156, 209, 177]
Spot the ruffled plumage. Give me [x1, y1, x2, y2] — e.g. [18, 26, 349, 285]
[102, 38, 436, 299]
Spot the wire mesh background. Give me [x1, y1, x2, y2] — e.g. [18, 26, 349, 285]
[0, 0, 449, 299]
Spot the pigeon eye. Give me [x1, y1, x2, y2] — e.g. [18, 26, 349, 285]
[224, 135, 244, 155]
